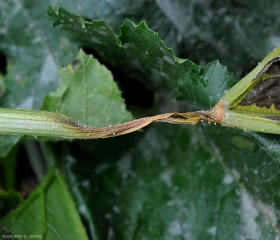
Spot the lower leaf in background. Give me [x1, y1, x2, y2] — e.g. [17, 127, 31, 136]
[61, 122, 278, 239]
[0, 168, 89, 240]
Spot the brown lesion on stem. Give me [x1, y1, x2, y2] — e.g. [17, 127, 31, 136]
[63, 100, 227, 139]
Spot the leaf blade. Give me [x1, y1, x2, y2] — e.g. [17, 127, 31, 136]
[46, 6, 199, 91]
[42, 49, 133, 127]
[0, 168, 89, 240]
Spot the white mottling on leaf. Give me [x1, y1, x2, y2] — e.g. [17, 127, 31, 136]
[206, 226, 217, 236]
[159, 170, 172, 188]
[222, 173, 234, 185]
[168, 219, 182, 236]
[240, 189, 261, 238]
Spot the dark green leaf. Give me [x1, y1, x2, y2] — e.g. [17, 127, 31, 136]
[47, 1, 280, 79]
[174, 60, 237, 108]
[46, 6, 199, 90]
[248, 132, 280, 165]
[63, 122, 277, 239]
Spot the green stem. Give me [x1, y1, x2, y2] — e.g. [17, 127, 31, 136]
[0, 108, 89, 139]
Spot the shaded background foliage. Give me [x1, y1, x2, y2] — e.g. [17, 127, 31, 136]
[0, 0, 280, 239]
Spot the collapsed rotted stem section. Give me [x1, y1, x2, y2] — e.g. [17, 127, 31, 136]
[76, 100, 226, 139]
